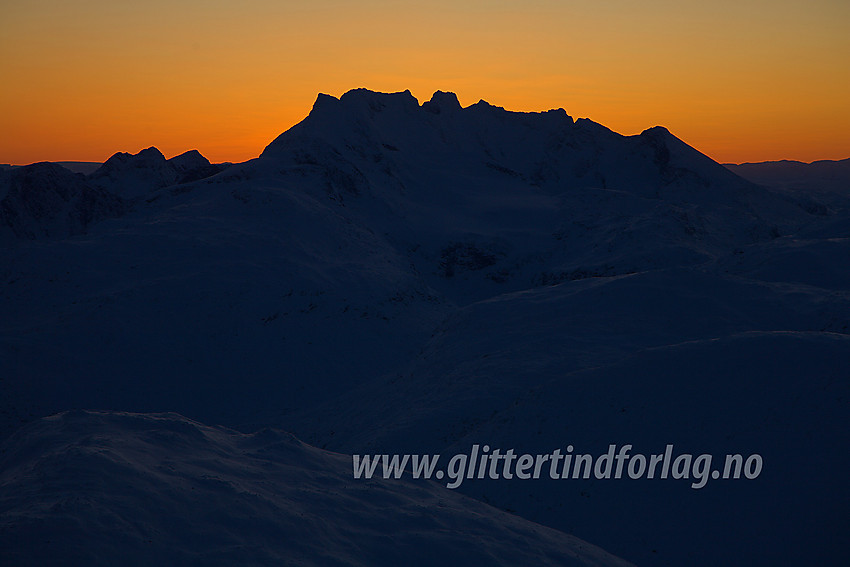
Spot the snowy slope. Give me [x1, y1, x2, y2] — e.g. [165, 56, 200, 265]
[299, 316, 849, 564]
[0, 411, 634, 567]
[0, 164, 446, 434]
[0, 162, 125, 240]
[1, 89, 848, 566]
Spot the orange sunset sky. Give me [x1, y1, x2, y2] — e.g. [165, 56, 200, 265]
[2, 0, 848, 166]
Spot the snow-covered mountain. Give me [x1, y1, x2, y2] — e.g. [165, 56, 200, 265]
[0, 148, 228, 240]
[1, 89, 848, 565]
[89, 147, 229, 198]
[726, 157, 850, 209]
[0, 162, 125, 240]
[0, 410, 633, 567]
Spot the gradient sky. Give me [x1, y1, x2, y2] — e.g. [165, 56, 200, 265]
[2, 0, 848, 165]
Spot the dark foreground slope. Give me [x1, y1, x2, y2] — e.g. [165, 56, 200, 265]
[0, 411, 634, 567]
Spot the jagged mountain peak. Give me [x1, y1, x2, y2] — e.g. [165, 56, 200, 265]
[167, 149, 211, 172]
[304, 88, 421, 121]
[339, 87, 419, 111]
[292, 88, 574, 132]
[423, 90, 462, 114]
[99, 146, 167, 169]
[136, 146, 166, 160]
[260, 88, 755, 207]
[88, 146, 224, 198]
[262, 88, 580, 163]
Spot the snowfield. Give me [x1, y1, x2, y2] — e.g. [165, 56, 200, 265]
[0, 410, 634, 567]
[1, 89, 848, 565]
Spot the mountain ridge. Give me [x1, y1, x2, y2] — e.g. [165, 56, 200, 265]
[1, 87, 848, 566]
[261, 89, 753, 201]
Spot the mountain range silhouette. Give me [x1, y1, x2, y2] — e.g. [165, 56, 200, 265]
[1, 89, 848, 566]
